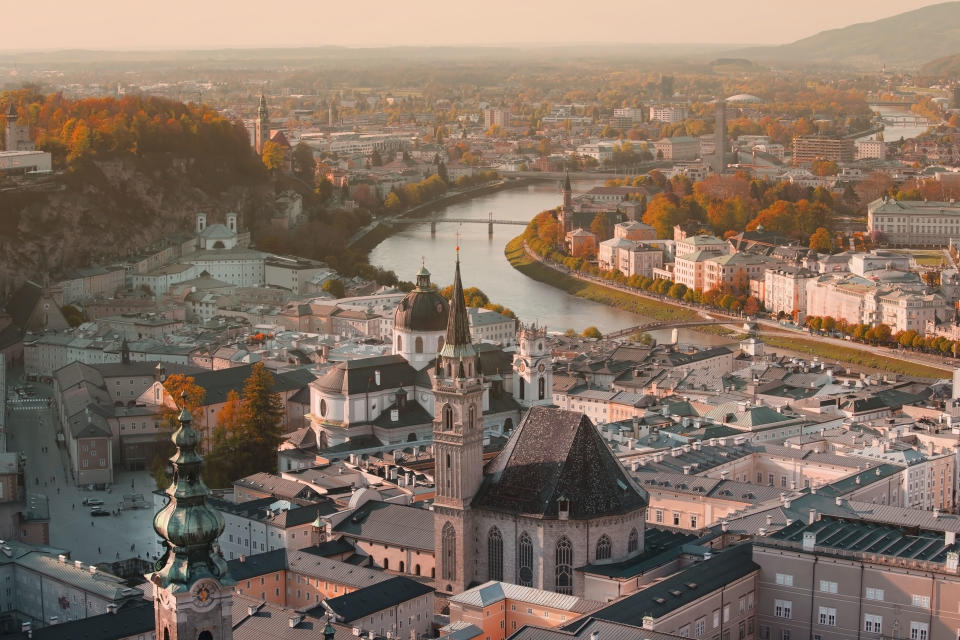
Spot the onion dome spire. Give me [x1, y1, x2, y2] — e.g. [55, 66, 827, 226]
[149, 392, 232, 591]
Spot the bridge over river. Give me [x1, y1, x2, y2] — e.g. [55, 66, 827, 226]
[393, 212, 527, 235]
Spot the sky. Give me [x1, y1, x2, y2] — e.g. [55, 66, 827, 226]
[1, 0, 952, 51]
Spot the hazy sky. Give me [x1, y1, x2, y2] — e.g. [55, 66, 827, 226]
[2, 0, 951, 51]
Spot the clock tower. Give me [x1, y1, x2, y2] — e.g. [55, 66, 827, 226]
[512, 323, 552, 407]
[148, 394, 234, 640]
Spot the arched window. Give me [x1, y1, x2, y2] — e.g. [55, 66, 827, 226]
[467, 361, 473, 376]
[199, 632, 212, 640]
[397, 335, 402, 352]
[628, 528, 639, 553]
[596, 534, 612, 561]
[415, 564, 421, 576]
[415, 337, 424, 353]
[538, 377, 545, 400]
[517, 532, 534, 586]
[442, 404, 453, 431]
[399, 561, 405, 573]
[488, 527, 504, 581]
[556, 536, 573, 594]
[384, 558, 389, 570]
[468, 404, 476, 432]
[442, 522, 457, 581]
[519, 379, 525, 400]
[438, 337, 445, 351]
[164, 629, 170, 640]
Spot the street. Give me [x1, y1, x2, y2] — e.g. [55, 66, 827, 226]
[5, 369, 165, 565]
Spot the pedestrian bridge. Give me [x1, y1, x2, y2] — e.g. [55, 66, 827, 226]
[392, 213, 528, 234]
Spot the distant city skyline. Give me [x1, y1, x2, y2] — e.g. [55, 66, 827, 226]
[0, 0, 951, 52]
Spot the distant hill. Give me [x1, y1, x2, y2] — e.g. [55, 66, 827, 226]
[727, 2, 960, 68]
[920, 51, 960, 76]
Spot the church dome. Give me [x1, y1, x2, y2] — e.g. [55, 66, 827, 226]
[394, 266, 449, 332]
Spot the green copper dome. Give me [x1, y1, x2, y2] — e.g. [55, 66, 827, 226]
[148, 396, 233, 592]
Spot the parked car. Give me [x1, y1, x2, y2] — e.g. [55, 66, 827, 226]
[83, 498, 104, 507]
[91, 509, 110, 517]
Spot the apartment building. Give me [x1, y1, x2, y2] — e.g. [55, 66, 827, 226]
[654, 137, 700, 162]
[791, 137, 855, 164]
[764, 267, 818, 321]
[650, 105, 690, 123]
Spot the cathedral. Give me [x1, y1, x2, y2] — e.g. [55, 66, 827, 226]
[431, 256, 649, 597]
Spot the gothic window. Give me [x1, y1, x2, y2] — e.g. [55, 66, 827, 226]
[468, 404, 476, 432]
[415, 337, 424, 353]
[488, 527, 504, 581]
[556, 536, 573, 594]
[519, 379, 525, 400]
[396, 335, 402, 352]
[442, 522, 457, 581]
[199, 632, 213, 640]
[442, 404, 453, 431]
[319, 399, 327, 417]
[538, 377, 545, 400]
[438, 337, 445, 351]
[628, 528, 639, 553]
[517, 532, 534, 586]
[596, 535, 612, 561]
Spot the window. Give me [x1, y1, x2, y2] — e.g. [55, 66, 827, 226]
[673, 512, 681, 526]
[911, 623, 929, 640]
[555, 536, 573, 595]
[655, 510, 663, 523]
[442, 404, 453, 431]
[538, 377, 545, 400]
[781, 476, 787, 488]
[517, 532, 533, 586]
[757, 472, 764, 484]
[441, 522, 457, 581]
[759, 626, 769, 640]
[819, 607, 836, 626]
[774, 600, 792, 619]
[680, 625, 691, 638]
[781, 632, 790, 640]
[819, 580, 838, 594]
[723, 605, 730, 623]
[748, 592, 754, 610]
[739, 596, 746, 614]
[596, 535, 612, 561]
[691, 515, 699, 528]
[713, 610, 720, 628]
[775, 573, 793, 587]
[415, 337, 423, 353]
[739, 622, 745, 640]
[628, 528, 639, 553]
[864, 615, 882, 634]
[912, 595, 931, 609]
[488, 527, 503, 582]
[696, 618, 706, 637]
[866, 588, 884, 601]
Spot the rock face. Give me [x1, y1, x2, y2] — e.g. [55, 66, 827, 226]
[0, 153, 280, 294]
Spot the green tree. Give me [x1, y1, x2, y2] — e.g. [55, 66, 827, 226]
[292, 142, 316, 181]
[590, 212, 614, 241]
[61, 305, 84, 327]
[582, 326, 603, 339]
[236, 363, 285, 475]
[322, 279, 345, 298]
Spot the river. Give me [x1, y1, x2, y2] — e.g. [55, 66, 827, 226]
[369, 181, 732, 345]
[860, 105, 933, 143]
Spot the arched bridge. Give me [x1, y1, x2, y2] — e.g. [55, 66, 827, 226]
[605, 319, 733, 339]
[393, 213, 527, 235]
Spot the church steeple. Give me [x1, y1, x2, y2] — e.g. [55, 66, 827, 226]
[255, 92, 269, 155]
[431, 253, 484, 595]
[149, 394, 234, 640]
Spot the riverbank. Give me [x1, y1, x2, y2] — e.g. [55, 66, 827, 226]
[504, 236, 700, 325]
[506, 234, 952, 379]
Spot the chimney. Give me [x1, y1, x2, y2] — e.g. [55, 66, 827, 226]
[808, 509, 817, 525]
[935, 507, 942, 519]
[240, 555, 246, 563]
[248, 605, 258, 616]
[721, 520, 728, 532]
[591, 632, 599, 640]
[683, 465, 692, 475]
[780, 492, 786, 504]
[106, 604, 119, 615]
[289, 614, 303, 628]
[803, 531, 816, 551]
[784, 498, 792, 509]
[947, 531, 956, 546]
[758, 527, 768, 536]
[835, 497, 843, 506]
[766, 514, 773, 526]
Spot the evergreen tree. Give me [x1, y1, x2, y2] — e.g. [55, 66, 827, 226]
[237, 363, 285, 474]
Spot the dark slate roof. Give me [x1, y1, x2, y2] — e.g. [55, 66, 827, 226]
[439, 258, 477, 359]
[4, 280, 41, 329]
[31, 598, 154, 640]
[314, 355, 418, 395]
[299, 538, 356, 558]
[579, 528, 698, 578]
[319, 576, 433, 622]
[473, 407, 648, 519]
[192, 365, 315, 405]
[394, 283, 448, 332]
[0, 324, 22, 350]
[587, 544, 758, 624]
[332, 500, 435, 551]
[516, 618, 681, 640]
[228, 548, 288, 580]
[372, 400, 434, 429]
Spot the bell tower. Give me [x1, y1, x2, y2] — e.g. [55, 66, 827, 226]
[148, 394, 234, 640]
[255, 93, 269, 155]
[432, 253, 484, 595]
[512, 323, 552, 407]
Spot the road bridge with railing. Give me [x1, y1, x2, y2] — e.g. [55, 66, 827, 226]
[392, 212, 528, 235]
[605, 319, 736, 339]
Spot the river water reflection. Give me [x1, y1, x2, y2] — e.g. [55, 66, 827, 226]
[369, 181, 731, 346]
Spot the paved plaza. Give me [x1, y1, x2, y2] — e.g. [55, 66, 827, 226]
[6, 372, 166, 566]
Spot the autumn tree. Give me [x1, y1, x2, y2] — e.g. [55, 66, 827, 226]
[150, 375, 206, 489]
[590, 212, 614, 241]
[809, 227, 835, 253]
[582, 326, 603, 339]
[292, 142, 316, 181]
[261, 140, 286, 172]
[322, 278, 346, 298]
